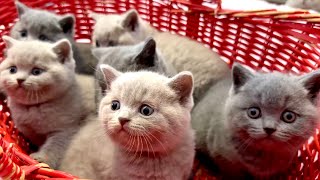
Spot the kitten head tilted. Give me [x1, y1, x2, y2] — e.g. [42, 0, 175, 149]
[0, 36, 75, 105]
[98, 65, 193, 153]
[10, 1, 75, 42]
[225, 64, 320, 175]
[89, 9, 152, 47]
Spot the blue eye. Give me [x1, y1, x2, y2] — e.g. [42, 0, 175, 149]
[281, 111, 296, 123]
[140, 104, 154, 116]
[247, 107, 261, 119]
[111, 100, 120, 110]
[9, 66, 17, 74]
[20, 30, 27, 37]
[31, 68, 44, 76]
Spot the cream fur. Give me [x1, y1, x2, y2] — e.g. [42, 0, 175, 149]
[60, 67, 195, 179]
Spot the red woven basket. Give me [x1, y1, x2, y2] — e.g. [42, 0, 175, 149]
[1, 0, 320, 179]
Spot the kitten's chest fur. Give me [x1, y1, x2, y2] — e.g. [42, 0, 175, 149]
[8, 84, 85, 145]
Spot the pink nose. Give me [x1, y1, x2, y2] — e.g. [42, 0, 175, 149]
[119, 117, 130, 126]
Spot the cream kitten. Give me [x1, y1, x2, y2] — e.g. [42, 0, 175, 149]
[60, 65, 195, 180]
[0, 36, 88, 169]
[192, 64, 320, 178]
[89, 10, 230, 104]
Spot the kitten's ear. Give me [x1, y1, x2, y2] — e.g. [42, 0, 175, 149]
[88, 11, 101, 21]
[168, 71, 194, 106]
[52, 39, 72, 63]
[100, 64, 122, 90]
[299, 70, 320, 102]
[59, 14, 75, 34]
[121, 9, 139, 31]
[15, 1, 29, 17]
[133, 38, 156, 67]
[232, 63, 253, 92]
[2, 36, 18, 49]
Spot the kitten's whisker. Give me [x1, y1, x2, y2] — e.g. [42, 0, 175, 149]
[147, 131, 168, 156]
[143, 131, 156, 158]
[142, 131, 154, 159]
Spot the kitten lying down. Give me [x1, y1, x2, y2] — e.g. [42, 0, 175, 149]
[10, 1, 95, 75]
[0, 36, 91, 169]
[60, 65, 195, 180]
[192, 63, 320, 178]
[89, 10, 230, 104]
[92, 37, 176, 106]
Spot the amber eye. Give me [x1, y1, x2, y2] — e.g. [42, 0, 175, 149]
[140, 104, 154, 116]
[247, 107, 261, 119]
[281, 111, 296, 123]
[111, 100, 120, 110]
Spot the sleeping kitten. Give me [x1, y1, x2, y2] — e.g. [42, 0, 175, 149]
[60, 65, 195, 180]
[192, 63, 320, 178]
[286, 0, 320, 11]
[89, 10, 230, 104]
[10, 1, 94, 75]
[0, 36, 89, 169]
[92, 38, 176, 105]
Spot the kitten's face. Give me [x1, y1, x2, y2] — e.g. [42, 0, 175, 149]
[99, 66, 193, 153]
[90, 10, 146, 48]
[10, 2, 74, 42]
[226, 65, 320, 151]
[0, 37, 75, 105]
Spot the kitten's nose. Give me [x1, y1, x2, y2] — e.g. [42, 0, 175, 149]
[263, 127, 276, 135]
[119, 117, 130, 126]
[17, 79, 25, 85]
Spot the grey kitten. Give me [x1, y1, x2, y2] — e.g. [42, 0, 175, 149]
[89, 10, 230, 104]
[192, 64, 320, 178]
[60, 65, 195, 180]
[10, 1, 95, 75]
[0, 36, 88, 169]
[92, 38, 176, 106]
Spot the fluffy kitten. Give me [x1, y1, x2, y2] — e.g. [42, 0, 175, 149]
[286, 0, 320, 11]
[60, 65, 195, 180]
[89, 10, 230, 104]
[92, 38, 176, 105]
[0, 36, 88, 169]
[192, 64, 320, 178]
[10, 1, 94, 75]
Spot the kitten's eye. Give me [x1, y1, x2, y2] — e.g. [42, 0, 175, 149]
[281, 111, 296, 123]
[39, 34, 48, 41]
[247, 107, 261, 119]
[20, 30, 27, 37]
[140, 104, 154, 116]
[31, 68, 44, 76]
[9, 66, 17, 74]
[111, 100, 120, 110]
[95, 40, 100, 47]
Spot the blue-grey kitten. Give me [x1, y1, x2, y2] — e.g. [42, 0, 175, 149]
[10, 1, 94, 75]
[192, 63, 320, 178]
[92, 38, 176, 106]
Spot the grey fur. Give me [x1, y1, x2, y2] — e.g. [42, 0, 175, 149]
[10, 1, 94, 75]
[192, 64, 320, 178]
[92, 38, 176, 106]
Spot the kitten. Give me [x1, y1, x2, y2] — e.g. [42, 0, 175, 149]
[0, 36, 89, 169]
[192, 63, 320, 178]
[92, 37, 176, 105]
[10, 1, 95, 75]
[286, 0, 320, 11]
[89, 10, 230, 104]
[60, 65, 195, 180]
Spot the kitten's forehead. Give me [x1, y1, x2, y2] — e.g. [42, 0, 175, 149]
[243, 73, 306, 107]
[94, 15, 123, 39]
[109, 72, 176, 103]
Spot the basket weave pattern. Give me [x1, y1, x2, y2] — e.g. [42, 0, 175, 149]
[1, 0, 320, 179]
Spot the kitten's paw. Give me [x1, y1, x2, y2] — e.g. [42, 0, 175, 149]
[30, 152, 58, 169]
